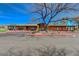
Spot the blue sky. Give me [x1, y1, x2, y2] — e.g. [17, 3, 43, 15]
[0, 3, 33, 24]
[0, 3, 79, 25]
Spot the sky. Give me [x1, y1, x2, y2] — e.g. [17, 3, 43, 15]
[0, 3, 33, 24]
[0, 3, 79, 25]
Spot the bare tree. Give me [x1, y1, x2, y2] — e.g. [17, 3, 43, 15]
[31, 3, 79, 31]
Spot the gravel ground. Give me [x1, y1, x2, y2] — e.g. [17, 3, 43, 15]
[0, 31, 78, 55]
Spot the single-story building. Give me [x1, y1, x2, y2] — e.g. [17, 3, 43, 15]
[7, 24, 39, 31]
[0, 23, 78, 32]
[37, 23, 77, 31]
[48, 25, 77, 31]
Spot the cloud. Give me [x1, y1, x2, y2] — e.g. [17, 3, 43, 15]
[5, 4, 27, 15]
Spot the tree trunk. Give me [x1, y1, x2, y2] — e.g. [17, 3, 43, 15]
[44, 25, 48, 32]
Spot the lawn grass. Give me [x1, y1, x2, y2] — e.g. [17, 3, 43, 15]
[0, 29, 7, 32]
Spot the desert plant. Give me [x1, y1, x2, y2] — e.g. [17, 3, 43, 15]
[3, 46, 73, 56]
[7, 47, 24, 56]
[73, 49, 79, 56]
[35, 46, 69, 56]
[5, 47, 33, 56]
